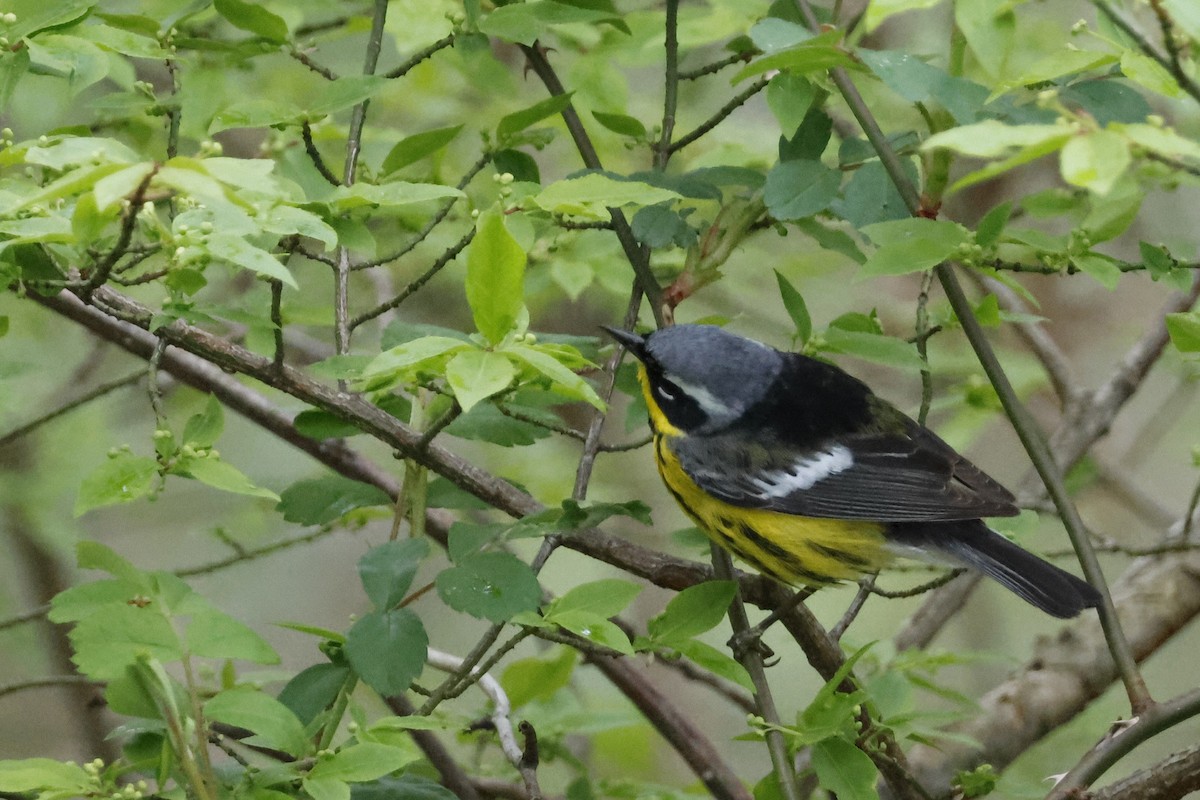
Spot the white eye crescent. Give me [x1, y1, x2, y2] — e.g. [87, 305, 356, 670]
[656, 383, 677, 401]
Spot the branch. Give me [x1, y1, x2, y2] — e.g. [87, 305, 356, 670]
[904, 544, 1200, 795]
[0, 369, 146, 450]
[1093, 0, 1200, 105]
[1089, 742, 1200, 800]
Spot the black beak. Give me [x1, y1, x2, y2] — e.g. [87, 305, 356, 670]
[599, 325, 647, 359]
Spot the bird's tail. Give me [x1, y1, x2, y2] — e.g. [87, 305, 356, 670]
[888, 520, 1102, 619]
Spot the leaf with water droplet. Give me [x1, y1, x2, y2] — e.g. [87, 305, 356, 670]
[435, 552, 541, 623]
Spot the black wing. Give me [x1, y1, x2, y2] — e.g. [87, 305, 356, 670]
[670, 414, 1018, 523]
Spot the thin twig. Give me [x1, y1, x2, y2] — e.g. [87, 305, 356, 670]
[81, 170, 157, 297]
[0, 370, 146, 450]
[383, 33, 456, 79]
[289, 47, 338, 80]
[667, 77, 770, 155]
[829, 576, 875, 641]
[350, 226, 475, 329]
[679, 51, 756, 81]
[301, 120, 342, 186]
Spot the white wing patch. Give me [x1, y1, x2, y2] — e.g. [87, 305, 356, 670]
[750, 445, 854, 497]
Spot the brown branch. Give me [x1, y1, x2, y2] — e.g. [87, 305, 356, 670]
[1089, 742, 1200, 800]
[383, 33, 455, 80]
[301, 120, 342, 186]
[666, 76, 770, 155]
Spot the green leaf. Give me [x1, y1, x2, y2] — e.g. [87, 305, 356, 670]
[672, 639, 753, 691]
[445, 349, 516, 412]
[774, 270, 812, 344]
[466, 209, 527, 345]
[1114, 122, 1200, 161]
[278, 663, 352, 726]
[763, 160, 841, 220]
[863, 0, 942, 31]
[351, 776, 459, 800]
[205, 687, 311, 757]
[996, 49, 1117, 96]
[975, 202, 1012, 249]
[303, 778, 350, 800]
[529, 173, 682, 219]
[1139, 242, 1176, 281]
[481, 2, 625, 46]
[648, 581, 736, 645]
[501, 646, 578, 708]
[1166, 312, 1200, 353]
[76, 540, 145, 584]
[183, 395, 224, 448]
[0, 759, 92, 793]
[811, 738, 879, 800]
[547, 578, 642, 619]
[75, 452, 159, 515]
[734, 32, 858, 83]
[860, 218, 970, 276]
[207, 234, 297, 288]
[822, 328, 927, 372]
[326, 182, 463, 212]
[1120, 50, 1181, 98]
[547, 613, 634, 654]
[178, 456, 279, 501]
[435, 552, 542, 622]
[358, 538, 431, 611]
[1060, 130, 1131, 195]
[0, 316, 8, 338]
[504, 343, 604, 409]
[592, 111, 646, 138]
[922, 120, 1074, 158]
[361, 336, 471, 386]
[69, 604, 183, 680]
[498, 92, 575, 139]
[307, 742, 417, 782]
[213, 0, 289, 42]
[1069, 253, 1122, 290]
[277, 475, 392, 526]
[345, 608, 428, 696]
[630, 204, 698, 249]
[187, 606, 280, 664]
[380, 125, 465, 175]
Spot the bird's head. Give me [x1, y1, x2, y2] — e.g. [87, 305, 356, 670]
[601, 324, 783, 434]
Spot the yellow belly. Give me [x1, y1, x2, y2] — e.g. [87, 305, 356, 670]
[654, 433, 889, 586]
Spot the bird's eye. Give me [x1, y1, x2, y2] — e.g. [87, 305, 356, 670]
[656, 382, 678, 402]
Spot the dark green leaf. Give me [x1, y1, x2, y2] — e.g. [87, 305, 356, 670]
[213, 0, 289, 42]
[380, 125, 465, 175]
[278, 475, 393, 526]
[436, 552, 542, 622]
[443, 401, 556, 446]
[793, 218, 866, 264]
[775, 271, 809, 346]
[358, 538, 430, 611]
[766, 73, 817, 136]
[426, 478, 490, 510]
[763, 160, 841, 220]
[1139, 241, 1175, 281]
[592, 111, 646, 138]
[345, 609, 428, 696]
[292, 395, 412, 440]
[778, 108, 832, 162]
[631, 204, 698, 249]
[647, 581, 736, 644]
[811, 738, 878, 800]
[834, 160, 915, 228]
[497, 92, 575, 140]
[278, 663, 352, 726]
[975, 202, 1012, 250]
[492, 149, 541, 184]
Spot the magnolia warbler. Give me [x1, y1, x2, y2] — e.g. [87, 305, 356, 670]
[602, 323, 1101, 618]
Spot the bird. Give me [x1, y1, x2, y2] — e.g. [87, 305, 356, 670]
[601, 323, 1101, 618]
